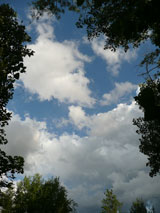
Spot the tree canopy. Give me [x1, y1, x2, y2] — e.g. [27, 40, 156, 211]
[133, 54, 160, 176]
[32, 0, 160, 50]
[0, 174, 77, 213]
[130, 198, 147, 213]
[0, 3, 34, 188]
[130, 198, 156, 213]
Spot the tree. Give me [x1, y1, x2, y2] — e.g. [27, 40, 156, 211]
[130, 198, 147, 213]
[133, 116, 160, 177]
[133, 76, 160, 176]
[0, 188, 14, 213]
[0, 174, 77, 213]
[31, 0, 160, 176]
[31, 0, 79, 19]
[32, 0, 160, 50]
[78, 0, 160, 50]
[101, 189, 122, 213]
[148, 206, 156, 213]
[0, 3, 34, 188]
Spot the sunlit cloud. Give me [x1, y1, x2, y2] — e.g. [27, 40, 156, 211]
[101, 82, 137, 106]
[22, 16, 95, 107]
[4, 103, 159, 212]
[91, 38, 137, 76]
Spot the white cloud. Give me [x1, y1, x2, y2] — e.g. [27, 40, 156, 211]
[4, 103, 160, 212]
[111, 170, 160, 204]
[68, 102, 141, 142]
[101, 82, 137, 106]
[22, 17, 95, 107]
[68, 105, 87, 129]
[91, 38, 137, 76]
[3, 114, 46, 163]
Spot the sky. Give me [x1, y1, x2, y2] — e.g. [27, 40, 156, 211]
[2, 0, 160, 212]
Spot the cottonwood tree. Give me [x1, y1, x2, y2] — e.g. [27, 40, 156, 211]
[148, 206, 156, 213]
[0, 174, 77, 213]
[130, 198, 147, 213]
[0, 3, 33, 187]
[0, 187, 14, 212]
[130, 198, 156, 213]
[101, 189, 122, 213]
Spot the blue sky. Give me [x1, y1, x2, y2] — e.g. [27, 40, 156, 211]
[3, 0, 160, 212]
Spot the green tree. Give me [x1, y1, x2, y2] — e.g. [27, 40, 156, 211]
[133, 78, 160, 177]
[133, 52, 160, 176]
[39, 177, 77, 212]
[13, 174, 43, 212]
[77, 0, 160, 50]
[133, 116, 160, 177]
[32, 0, 160, 50]
[101, 189, 122, 213]
[0, 188, 14, 213]
[0, 3, 34, 188]
[130, 198, 147, 213]
[148, 206, 156, 213]
[0, 174, 77, 213]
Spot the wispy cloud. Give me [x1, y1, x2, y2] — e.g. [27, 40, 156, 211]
[101, 81, 137, 106]
[91, 38, 137, 76]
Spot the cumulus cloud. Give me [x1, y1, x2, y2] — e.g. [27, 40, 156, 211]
[22, 17, 95, 107]
[101, 81, 137, 106]
[68, 101, 141, 141]
[4, 102, 160, 212]
[3, 114, 46, 169]
[91, 38, 137, 75]
[68, 105, 87, 129]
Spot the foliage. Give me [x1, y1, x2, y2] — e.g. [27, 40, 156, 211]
[77, 0, 160, 51]
[0, 188, 14, 213]
[101, 189, 122, 213]
[31, 0, 79, 19]
[148, 206, 156, 213]
[0, 174, 77, 212]
[130, 198, 147, 213]
[133, 75, 160, 176]
[0, 3, 34, 187]
[32, 0, 160, 50]
[135, 79, 160, 121]
[133, 116, 160, 177]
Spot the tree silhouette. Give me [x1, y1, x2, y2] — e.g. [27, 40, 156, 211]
[130, 198, 147, 213]
[0, 3, 34, 187]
